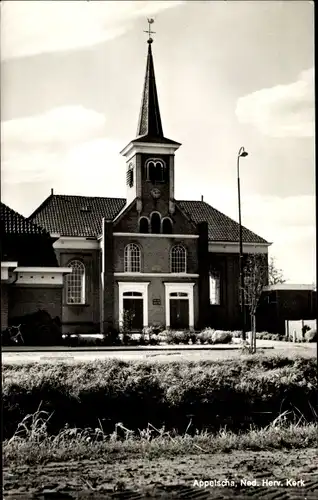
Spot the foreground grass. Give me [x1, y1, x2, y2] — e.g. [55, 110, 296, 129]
[3, 355, 317, 439]
[3, 408, 317, 466]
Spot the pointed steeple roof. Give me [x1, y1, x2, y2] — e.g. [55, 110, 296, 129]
[134, 38, 180, 146]
[136, 40, 163, 138]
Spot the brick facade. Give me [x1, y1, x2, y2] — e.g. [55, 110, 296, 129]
[55, 249, 100, 333]
[1, 285, 9, 330]
[8, 286, 62, 322]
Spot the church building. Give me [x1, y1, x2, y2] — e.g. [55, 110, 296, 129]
[2, 32, 270, 334]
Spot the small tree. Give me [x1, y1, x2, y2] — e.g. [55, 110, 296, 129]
[120, 309, 135, 345]
[242, 254, 285, 353]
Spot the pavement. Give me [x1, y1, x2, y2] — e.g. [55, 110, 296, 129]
[2, 340, 315, 364]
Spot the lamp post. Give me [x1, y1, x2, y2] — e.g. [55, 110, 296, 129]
[237, 146, 248, 341]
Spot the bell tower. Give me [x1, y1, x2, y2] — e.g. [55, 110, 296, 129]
[120, 20, 181, 219]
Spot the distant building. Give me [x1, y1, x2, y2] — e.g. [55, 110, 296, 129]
[257, 284, 317, 335]
[2, 35, 271, 334]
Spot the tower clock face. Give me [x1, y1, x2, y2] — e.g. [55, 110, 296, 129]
[150, 188, 161, 199]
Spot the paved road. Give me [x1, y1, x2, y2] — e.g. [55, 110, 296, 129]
[2, 341, 315, 364]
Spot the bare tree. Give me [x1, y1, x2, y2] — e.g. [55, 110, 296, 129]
[268, 256, 285, 285]
[242, 254, 285, 353]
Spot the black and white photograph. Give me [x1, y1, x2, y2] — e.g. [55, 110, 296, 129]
[1, 1, 316, 498]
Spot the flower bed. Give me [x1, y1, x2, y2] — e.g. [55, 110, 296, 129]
[60, 327, 316, 348]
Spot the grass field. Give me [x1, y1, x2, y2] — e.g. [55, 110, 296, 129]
[3, 353, 317, 498]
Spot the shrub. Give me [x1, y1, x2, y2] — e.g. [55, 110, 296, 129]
[232, 330, 242, 339]
[305, 329, 317, 343]
[197, 329, 213, 344]
[211, 330, 233, 344]
[197, 329, 232, 344]
[157, 330, 169, 343]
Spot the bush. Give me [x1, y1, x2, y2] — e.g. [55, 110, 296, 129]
[211, 330, 233, 344]
[197, 329, 232, 344]
[305, 329, 317, 342]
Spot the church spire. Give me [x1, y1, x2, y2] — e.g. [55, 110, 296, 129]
[136, 19, 164, 140]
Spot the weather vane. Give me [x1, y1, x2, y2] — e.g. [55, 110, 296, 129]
[144, 18, 155, 43]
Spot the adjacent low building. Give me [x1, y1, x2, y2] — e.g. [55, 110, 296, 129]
[0, 202, 71, 331]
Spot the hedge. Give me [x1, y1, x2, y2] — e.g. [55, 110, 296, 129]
[2, 356, 316, 439]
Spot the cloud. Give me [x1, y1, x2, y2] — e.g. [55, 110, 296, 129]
[1, 106, 107, 147]
[1, 137, 123, 192]
[1, 1, 184, 60]
[236, 68, 314, 138]
[1, 106, 120, 192]
[189, 187, 316, 284]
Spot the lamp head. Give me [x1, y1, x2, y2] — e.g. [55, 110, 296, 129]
[238, 146, 248, 158]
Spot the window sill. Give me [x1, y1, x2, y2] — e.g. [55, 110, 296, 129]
[64, 303, 90, 307]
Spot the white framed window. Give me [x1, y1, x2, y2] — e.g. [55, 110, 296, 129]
[209, 270, 221, 305]
[66, 260, 85, 304]
[170, 245, 187, 273]
[124, 243, 141, 272]
[145, 158, 165, 183]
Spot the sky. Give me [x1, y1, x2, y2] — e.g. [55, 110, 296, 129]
[1, 0, 315, 285]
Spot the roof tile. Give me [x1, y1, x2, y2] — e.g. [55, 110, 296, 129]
[29, 195, 268, 244]
[1, 202, 47, 235]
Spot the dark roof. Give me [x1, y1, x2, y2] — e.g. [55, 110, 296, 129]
[1, 202, 47, 235]
[177, 200, 268, 244]
[29, 195, 126, 237]
[28, 194, 268, 244]
[134, 41, 179, 146]
[1, 202, 58, 266]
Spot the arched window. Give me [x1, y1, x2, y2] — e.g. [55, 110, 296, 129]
[151, 212, 161, 234]
[66, 260, 85, 304]
[139, 217, 149, 234]
[124, 243, 141, 272]
[170, 245, 187, 273]
[146, 158, 165, 183]
[162, 217, 173, 234]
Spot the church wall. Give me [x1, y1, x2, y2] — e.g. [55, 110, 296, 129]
[8, 286, 62, 321]
[55, 249, 100, 333]
[206, 253, 241, 330]
[1, 285, 9, 330]
[113, 236, 198, 274]
[113, 276, 199, 330]
[114, 203, 196, 235]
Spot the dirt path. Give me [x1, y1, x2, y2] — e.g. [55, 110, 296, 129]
[3, 449, 318, 499]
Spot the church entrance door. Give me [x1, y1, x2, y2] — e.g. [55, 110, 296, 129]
[170, 297, 189, 329]
[123, 295, 143, 330]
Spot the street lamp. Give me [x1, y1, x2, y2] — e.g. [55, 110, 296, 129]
[237, 146, 248, 341]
